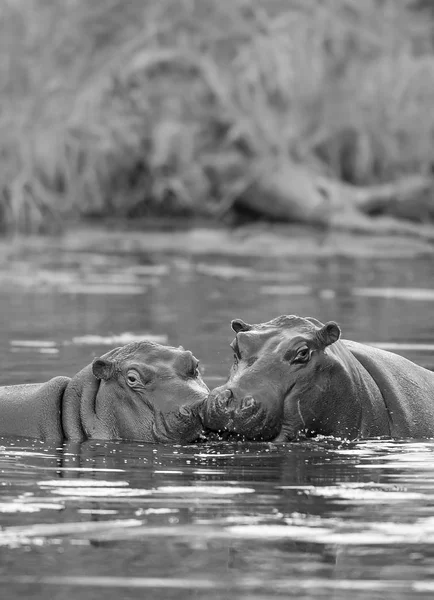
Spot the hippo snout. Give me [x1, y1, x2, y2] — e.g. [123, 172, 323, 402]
[200, 384, 286, 441]
[242, 396, 256, 408]
[202, 387, 234, 428]
[202, 386, 266, 438]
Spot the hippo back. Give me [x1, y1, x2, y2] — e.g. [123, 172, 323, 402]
[0, 377, 70, 441]
[344, 340, 434, 438]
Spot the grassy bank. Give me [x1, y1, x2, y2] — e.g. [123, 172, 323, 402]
[1, 0, 434, 232]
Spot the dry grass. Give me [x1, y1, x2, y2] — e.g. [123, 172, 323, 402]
[1, 0, 434, 231]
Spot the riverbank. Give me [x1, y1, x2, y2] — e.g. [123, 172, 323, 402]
[2, 1, 434, 233]
[3, 224, 434, 262]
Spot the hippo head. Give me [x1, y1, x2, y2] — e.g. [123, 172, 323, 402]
[64, 341, 209, 443]
[201, 315, 342, 441]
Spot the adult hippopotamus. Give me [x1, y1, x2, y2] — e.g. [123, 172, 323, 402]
[202, 315, 434, 441]
[0, 341, 209, 443]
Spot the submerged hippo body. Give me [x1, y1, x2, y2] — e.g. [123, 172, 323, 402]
[0, 341, 208, 443]
[203, 315, 434, 441]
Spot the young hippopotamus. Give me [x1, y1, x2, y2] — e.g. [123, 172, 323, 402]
[202, 315, 434, 441]
[0, 341, 209, 443]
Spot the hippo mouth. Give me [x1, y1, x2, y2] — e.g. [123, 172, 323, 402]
[201, 389, 283, 441]
[150, 400, 208, 444]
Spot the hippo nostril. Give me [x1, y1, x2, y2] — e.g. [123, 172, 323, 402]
[214, 388, 233, 412]
[242, 396, 255, 409]
[222, 389, 233, 408]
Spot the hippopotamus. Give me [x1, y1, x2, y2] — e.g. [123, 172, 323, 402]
[202, 315, 434, 441]
[0, 341, 209, 443]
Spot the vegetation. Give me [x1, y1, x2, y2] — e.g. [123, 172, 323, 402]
[1, 0, 434, 232]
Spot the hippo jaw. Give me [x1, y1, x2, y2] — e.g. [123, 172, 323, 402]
[201, 377, 321, 442]
[272, 386, 313, 442]
[151, 398, 208, 444]
[202, 384, 321, 442]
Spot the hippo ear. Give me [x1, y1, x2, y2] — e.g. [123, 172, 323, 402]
[92, 358, 116, 381]
[316, 321, 341, 347]
[231, 319, 252, 334]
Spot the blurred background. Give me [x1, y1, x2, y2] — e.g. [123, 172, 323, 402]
[1, 0, 434, 233]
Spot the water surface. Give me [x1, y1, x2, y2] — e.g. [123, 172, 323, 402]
[1, 239, 434, 599]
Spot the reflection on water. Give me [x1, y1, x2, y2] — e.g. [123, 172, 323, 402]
[0, 246, 434, 599]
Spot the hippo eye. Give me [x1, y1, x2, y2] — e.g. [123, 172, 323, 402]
[288, 346, 310, 363]
[293, 347, 310, 364]
[126, 369, 142, 387]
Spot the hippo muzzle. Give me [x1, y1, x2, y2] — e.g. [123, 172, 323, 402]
[202, 384, 282, 441]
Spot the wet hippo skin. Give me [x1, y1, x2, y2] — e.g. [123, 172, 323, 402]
[0, 341, 209, 443]
[202, 315, 434, 441]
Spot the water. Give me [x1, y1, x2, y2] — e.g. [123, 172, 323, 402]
[1, 237, 434, 599]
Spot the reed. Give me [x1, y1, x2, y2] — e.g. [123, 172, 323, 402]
[0, 0, 433, 231]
